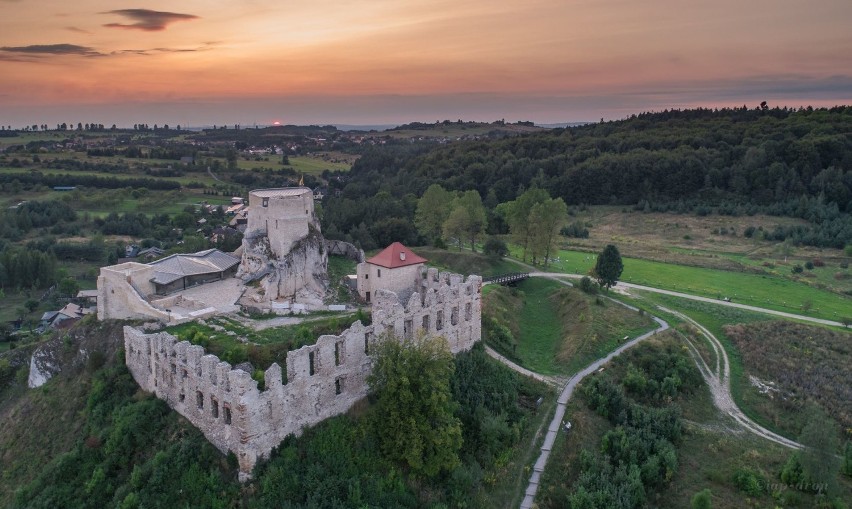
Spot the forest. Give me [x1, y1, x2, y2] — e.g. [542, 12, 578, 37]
[320, 107, 852, 250]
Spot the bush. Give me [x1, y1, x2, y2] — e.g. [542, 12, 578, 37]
[792, 265, 804, 274]
[805, 261, 815, 270]
[579, 276, 597, 294]
[733, 467, 764, 496]
[482, 237, 509, 259]
[691, 488, 712, 509]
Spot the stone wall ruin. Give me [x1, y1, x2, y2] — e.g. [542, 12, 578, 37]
[123, 269, 482, 481]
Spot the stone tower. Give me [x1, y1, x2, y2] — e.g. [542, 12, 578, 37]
[238, 187, 328, 309]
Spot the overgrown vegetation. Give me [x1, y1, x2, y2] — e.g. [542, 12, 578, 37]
[724, 321, 851, 436]
[538, 336, 703, 508]
[10, 337, 548, 508]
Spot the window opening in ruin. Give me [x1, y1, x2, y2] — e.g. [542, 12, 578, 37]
[451, 306, 459, 326]
[422, 315, 430, 332]
[305, 209, 308, 215]
[196, 366, 202, 377]
[224, 405, 231, 424]
[309, 351, 315, 376]
[196, 391, 204, 410]
[404, 319, 413, 340]
[179, 393, 185, 402]
[182, 368, 188, 379]
[377, 269, 381, 277]
[335, 341, 343, 366]
[211, 397, 219, 418]
[262, 197, 269, 207]
[365, 273, 368, 279]
[465, 302, 472, 321]
[365, 291, 370, 303]
[275, 220, 278, 228]
[433, 273, 439, 282]
[365, 332, 372, 354]
[171, 363, 176, 375]
[436, 310, 444, 330]
[335, 378, 342, 395]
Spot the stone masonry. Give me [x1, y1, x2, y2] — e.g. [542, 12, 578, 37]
[124, 268, 482, 481]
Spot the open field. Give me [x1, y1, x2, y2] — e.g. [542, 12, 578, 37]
[555, 206, 852, 294]
[511, 244, 851, 321]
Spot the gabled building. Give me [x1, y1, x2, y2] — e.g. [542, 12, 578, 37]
[356, 242, 427, 303]
[147, 249, 240, 295]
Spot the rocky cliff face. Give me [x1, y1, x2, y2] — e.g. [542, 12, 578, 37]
[15, 320, 126, 389]
[238, 225, 329, 310]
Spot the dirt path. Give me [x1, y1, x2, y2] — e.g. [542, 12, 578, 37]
[659, 306, 803, 450]
[482, 270, 804, 507]
[522, 271, 846, 328]
[498, 275, 669, 509]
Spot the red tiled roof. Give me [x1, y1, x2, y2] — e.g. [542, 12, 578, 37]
[366, 242, 427, 269]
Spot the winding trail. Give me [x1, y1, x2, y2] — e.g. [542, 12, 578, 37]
[660, 306, 802, 450]
[506, 277, 670, 509]
[482, 271, 807, 508]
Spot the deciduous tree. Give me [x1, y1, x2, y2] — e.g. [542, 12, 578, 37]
[368, 334, 462, 477]
[415, 184, 453, 244]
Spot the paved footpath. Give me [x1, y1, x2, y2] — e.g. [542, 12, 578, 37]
[515, 296, 669, 509]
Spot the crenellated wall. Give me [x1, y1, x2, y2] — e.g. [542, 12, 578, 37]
[123, 271, 482, 481]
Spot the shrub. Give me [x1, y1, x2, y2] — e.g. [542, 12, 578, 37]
[805, 261, 814, 270]
[792, 265, 804, 274]
[482, 237, 509, 259]
[744, 225, 756, 238]
[691, 488, 712, 509]
[579, 276, 597, 294]
[732, 467, 764, 496]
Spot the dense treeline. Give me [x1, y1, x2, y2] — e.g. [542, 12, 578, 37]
[0, 247, 58, 289]
[322, 107, 852, 249]
[0, 201, 77, 240]
[0, 172, 181, 191]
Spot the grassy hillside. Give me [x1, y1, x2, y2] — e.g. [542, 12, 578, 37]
[483, 278, 656, 375]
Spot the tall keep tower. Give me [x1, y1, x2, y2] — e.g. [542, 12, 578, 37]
[239, 187, 328, 310]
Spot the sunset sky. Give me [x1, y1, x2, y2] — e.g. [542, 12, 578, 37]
[2, 0, 851, 127]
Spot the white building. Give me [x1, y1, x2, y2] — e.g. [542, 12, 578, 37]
[356, 242, 427, 304]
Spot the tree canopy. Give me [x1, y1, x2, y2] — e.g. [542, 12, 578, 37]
[595, 244, 624, 290]
[367, 334, 463, 477]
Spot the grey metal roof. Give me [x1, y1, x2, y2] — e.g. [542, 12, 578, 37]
[148, 249, 240, 285]
[250, 187, 311, 198]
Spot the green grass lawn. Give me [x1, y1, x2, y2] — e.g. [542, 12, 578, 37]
[235, 155, 351, 175]
[510, 245, 851, 322]
[513, 278, 565, 375]
[485, 278, 657, 376]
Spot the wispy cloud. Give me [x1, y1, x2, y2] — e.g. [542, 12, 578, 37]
[102, 9, 199, 32]
[64, 26, 92, 35]
[0, 44, 103, 57]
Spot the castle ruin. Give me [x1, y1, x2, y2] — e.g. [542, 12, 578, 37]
[238, 187, 329, 310]
[124, 268, 482, 481]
